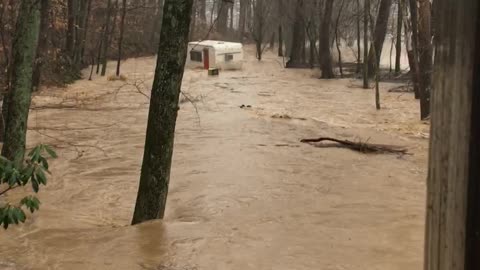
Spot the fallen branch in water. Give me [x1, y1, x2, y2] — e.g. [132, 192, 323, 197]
[300, 137, 408, 154]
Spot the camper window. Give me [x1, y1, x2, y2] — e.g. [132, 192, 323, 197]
[225, 54, 234, 62]
[190, 51, 202, 62]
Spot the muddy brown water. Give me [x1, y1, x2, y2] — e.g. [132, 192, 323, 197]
[0, 48, 428, 270]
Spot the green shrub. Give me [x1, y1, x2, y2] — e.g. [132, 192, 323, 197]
[0, 145, 56, 229]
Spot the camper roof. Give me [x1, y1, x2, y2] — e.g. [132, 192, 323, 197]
[188, 40, 242, 51]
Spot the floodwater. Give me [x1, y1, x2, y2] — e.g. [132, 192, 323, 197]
[0, 47, 428, 270]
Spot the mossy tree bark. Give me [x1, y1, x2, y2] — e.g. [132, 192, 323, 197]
[2, 0, 42, 162]
[132, 0, 194, 225]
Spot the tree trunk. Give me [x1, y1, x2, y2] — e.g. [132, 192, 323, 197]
[363, 0, 369, 88]
[238, 0, 247, 41]
[150, 0, 164, 46]
[367, 0, 393, 77]
[319, 0, 334, 78]
[287, 0, 305, 67]
[417, 0, 432, 120]
[80, 0, 93, 63]
[66, 0, 76, 56]
[32, 0, 50, 92]
[189, 0, 197, 41]
[425, 1, 480, 269]
[229, 3, 234, 34]
[395, 0, 403, 73]
[100, 0, 113, 76]
[73, 0, 89, 66]
[217, 0, 229, 37]
[335, 0, 346, 77]
[2, 0, 42, 162]
[407, 0, 420, 98]
[116, 0, 127, 76]
[356, 0, 361, 73]
[131, 0, 194, 225]
[278, 24, 283, 56]
[199, 0, 206, 23]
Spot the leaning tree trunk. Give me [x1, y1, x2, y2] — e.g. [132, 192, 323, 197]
[319, 0, 334, 78]
[100, 0, 113, 76]
[132, 0, 194, 225]
[417, 0, 432, 120]
[2, 0, 42, 162]
[367, 0, 393, 77]
[424, 1, 480, 269]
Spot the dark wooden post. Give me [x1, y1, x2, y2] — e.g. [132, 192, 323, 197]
[424, 1, 480, 270]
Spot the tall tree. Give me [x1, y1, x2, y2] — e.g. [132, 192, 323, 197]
[73, 0, 92, 65]
[2, 0, 42, 162]
[32, 0, 50, 91]
[100, 0, 113, 76]
[132, 0, 194, 225]
[150, 0, 164, 46]
[319, 0, 334, 78]
[252, 0, 267, 60]
[394, 0, 403, 74]
[363, 0, 369, 88]
[424, 0, 480, 269]
[238, 0, 248, 41]
[367, 0, 393, 76]
[407, 0, 420, 98]
[66, 0, 76, 56]
[198, 0, 206, 23]
[116, 0, 127, 76]
[356, 0, 362, 73]
[417, 0, 432, 120]
[217, 0, 229, 37]
[287, 0, 305, 67]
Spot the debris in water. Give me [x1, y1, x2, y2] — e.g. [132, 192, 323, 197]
[300, 137, 409, 155]
[271, 113, 307, 121]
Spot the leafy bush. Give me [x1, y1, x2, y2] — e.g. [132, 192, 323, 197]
[0, 145, 57, 229]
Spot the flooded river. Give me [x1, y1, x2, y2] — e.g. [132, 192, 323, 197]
[0, 48, 428, 270]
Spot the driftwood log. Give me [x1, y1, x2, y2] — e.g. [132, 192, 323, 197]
[300, 137, 408, 154]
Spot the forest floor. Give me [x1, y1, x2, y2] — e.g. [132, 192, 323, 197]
[0, 46, 429, 270]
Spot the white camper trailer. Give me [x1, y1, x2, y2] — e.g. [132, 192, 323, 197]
[186, 40, 243, 70]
